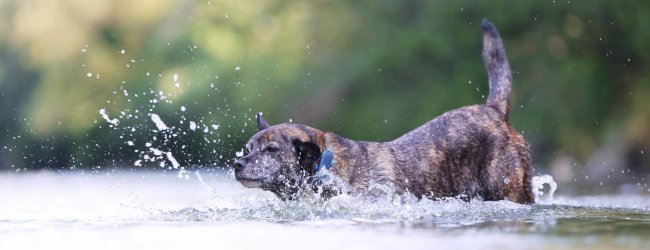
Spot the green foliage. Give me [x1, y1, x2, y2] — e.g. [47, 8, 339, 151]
[0, 0, 648, 176]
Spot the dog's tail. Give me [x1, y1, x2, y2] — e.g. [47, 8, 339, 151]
[481, 19, 512, 120]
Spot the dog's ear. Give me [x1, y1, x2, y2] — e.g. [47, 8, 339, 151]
[292, 139, 321, 174]
[256, 112, 270, 131]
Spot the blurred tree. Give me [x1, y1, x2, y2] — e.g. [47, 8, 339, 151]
[0, 0, 647, 187]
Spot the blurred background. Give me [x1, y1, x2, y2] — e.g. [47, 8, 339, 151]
[0, 0, 647, 193]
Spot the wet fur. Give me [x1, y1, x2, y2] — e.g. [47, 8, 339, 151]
[234, 19, 534, 204]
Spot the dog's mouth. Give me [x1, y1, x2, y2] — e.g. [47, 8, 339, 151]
[235, 176, 265, 188]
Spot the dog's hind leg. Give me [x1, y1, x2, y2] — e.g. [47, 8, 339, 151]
[502, 132, 535, 204]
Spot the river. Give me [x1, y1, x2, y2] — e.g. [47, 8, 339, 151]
[1, 169, 648, 249]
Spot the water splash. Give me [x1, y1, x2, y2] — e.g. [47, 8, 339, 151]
[150, 113, 169, 130]
[155, 191, 533, 227]
[99, 108, 119, 125]
[532, 174, 557, 203]
[2, 171, 649, 249]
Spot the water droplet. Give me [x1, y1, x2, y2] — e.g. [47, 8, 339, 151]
[235, 66, 240, 71]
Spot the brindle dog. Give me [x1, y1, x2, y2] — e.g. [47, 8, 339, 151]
[233, 19, 534, 204]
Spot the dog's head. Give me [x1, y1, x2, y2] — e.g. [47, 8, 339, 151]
[233, 113, 324, 200]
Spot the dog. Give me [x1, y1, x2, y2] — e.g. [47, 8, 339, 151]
[233, 19, 534, 204]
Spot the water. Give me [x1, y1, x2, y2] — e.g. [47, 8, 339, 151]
[1, 170, 649, 249]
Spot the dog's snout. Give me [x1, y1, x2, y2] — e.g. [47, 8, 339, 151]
[233, 159, 245, 171]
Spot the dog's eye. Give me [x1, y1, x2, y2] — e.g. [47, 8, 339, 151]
[265, 145, 279, 152]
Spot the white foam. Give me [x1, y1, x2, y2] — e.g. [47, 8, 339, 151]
[99, 109, 119, 125]
[150, 113, 169, 130]
[532, 174, 557, 203]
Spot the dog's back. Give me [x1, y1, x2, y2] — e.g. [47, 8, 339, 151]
[387, 20, 533, 203]
[235, 20, 534, 204]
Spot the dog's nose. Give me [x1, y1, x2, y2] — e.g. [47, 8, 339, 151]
[233, 159, 245, 172]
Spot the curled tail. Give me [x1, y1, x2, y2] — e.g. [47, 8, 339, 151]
[481, 19, 512, 120]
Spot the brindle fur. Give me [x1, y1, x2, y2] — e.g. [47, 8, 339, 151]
[234, 19, 534, 204]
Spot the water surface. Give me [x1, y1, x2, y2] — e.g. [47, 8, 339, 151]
[1, 170, 648, 249]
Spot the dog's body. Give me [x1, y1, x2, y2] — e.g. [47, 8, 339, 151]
[234, 20, 534, 204]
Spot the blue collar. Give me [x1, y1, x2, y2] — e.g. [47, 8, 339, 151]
[315, 149, 334, 172]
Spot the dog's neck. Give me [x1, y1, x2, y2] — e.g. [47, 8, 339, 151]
[320, 132, 395, 194]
